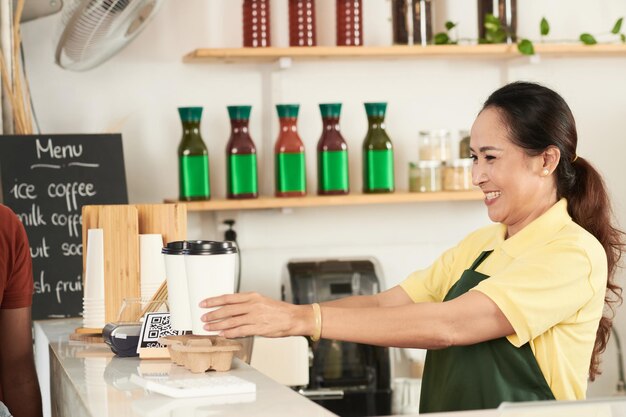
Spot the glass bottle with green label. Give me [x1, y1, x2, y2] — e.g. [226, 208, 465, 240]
[317, 103, 349, 195]
[226, 105, 258, 199]
[362, 102, 394, 193]
[178, 107, 210, 200]
[275, 104, 306, 197]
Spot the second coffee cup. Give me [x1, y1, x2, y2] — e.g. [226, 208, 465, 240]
[184, 240, 238, 335]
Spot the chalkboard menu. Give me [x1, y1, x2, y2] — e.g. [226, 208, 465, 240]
[0, 134, 128, 319]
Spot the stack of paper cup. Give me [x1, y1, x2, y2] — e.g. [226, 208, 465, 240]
[139, 234, 166, 300]
[83, 229, 105, 329]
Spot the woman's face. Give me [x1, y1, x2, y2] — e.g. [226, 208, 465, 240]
[470, 107, 558, 237]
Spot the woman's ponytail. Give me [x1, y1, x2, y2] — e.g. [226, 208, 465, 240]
[565, 157, 624, 380]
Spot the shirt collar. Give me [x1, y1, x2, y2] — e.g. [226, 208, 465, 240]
[499, 198, 572, 258]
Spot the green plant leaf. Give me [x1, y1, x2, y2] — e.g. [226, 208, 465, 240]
[612, 17, 623, 34]
[621, 33, 626, 43]
[486, 28, 507, 43]
[434, 32, 450, 45]
[484, 21, 499, 32]
[540, 17, 550, 36]
[484, 14, 501, 26]
[517, 39, 535, 55]
[445, 21, 457, 31]
[579, 33, 597, 45]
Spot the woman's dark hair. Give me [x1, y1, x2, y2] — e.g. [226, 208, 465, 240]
[483, 81, 624, 381]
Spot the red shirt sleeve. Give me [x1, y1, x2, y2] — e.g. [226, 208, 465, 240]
[0, 205, 34, 309]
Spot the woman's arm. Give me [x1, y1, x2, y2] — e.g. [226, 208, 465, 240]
[320, 285, 414, 308]
[200, 289, 513, 348]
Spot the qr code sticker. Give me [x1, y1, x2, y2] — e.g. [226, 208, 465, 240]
[140, 313, 182, 348]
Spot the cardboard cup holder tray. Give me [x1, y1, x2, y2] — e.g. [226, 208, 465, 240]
[158, 335, 242, 373]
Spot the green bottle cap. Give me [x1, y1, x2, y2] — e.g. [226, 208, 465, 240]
[178, 107, 203, 122]
[319, 103, 342, 118]
[276, 104, 300, 119]
[364, 102, 387, 117]
[227, 105, 252, 120]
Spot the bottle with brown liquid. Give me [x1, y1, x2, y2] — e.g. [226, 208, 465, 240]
[226, 105, 258, 199]
[317, 103, 349, 195]
[275, 104, 306, 197]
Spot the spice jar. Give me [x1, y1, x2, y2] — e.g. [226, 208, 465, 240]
[289, 0, 316, 46]
[443, 158, 474, 191]
[243, 0, 271, 47]
[458, 130, 471, 159]
[409, 161, 442, 192]
[418, 130, 452, 162]
[336, 0, 363, 46]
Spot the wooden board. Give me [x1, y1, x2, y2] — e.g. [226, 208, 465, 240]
[134, 203, 187, 245]
[82, 205, 140, 323]
[164, 190, 485, 212]
[74, 327, 103, 334]
[69, 332, 105, 344]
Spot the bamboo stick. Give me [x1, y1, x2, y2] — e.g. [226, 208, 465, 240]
[136, 280, 169, 321]
[0, 0, 31, 134]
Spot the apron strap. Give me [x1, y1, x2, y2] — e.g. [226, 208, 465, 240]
[468, 250, 493, 271]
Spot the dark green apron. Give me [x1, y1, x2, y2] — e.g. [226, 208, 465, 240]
[419, 251, 555, 413]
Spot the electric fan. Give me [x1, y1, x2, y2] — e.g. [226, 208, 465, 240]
[22, 0, 164, 71]
[54, 0, 165, 71]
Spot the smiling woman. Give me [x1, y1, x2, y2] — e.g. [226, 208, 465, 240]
[198, 82, 625, 414]
[478, 81, 625, 382]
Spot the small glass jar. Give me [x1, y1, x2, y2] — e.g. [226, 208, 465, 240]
[458, 129, 470, 159]
[443, 158, 474, 191]
[418, 130, 452, 162]
[409, 161, 442, 192]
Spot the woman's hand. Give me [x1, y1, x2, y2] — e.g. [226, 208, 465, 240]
[199, 292, 314, 339]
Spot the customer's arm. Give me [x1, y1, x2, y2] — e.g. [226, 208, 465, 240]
[0, 307, 42, 417]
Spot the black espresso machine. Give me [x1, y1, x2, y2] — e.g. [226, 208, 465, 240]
[282, 258, 392, 417]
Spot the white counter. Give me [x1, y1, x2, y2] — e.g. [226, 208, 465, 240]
[34, 319, 336, 417]
[34, 319, 626, 417]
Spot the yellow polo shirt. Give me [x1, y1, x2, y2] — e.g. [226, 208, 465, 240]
[400, 199, 607, 400]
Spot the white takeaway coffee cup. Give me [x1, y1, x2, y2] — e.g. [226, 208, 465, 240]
[162, 241, 192, 331]
[184, 240, 238, 336]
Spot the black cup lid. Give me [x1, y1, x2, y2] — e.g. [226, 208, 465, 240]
[162, 241, 188, 255]
[185, 240, 237, 255]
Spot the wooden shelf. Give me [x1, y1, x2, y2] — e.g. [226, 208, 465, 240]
[164, 190, 485, 212]
[183, 44, 626, 63]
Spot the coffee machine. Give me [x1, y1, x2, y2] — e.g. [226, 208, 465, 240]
[282, 258, 392, 417]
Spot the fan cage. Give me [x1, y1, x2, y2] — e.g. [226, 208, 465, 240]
[55, 0, 163, 71]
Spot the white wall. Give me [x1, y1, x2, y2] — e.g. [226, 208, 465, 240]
[22, 0, 626, 397]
